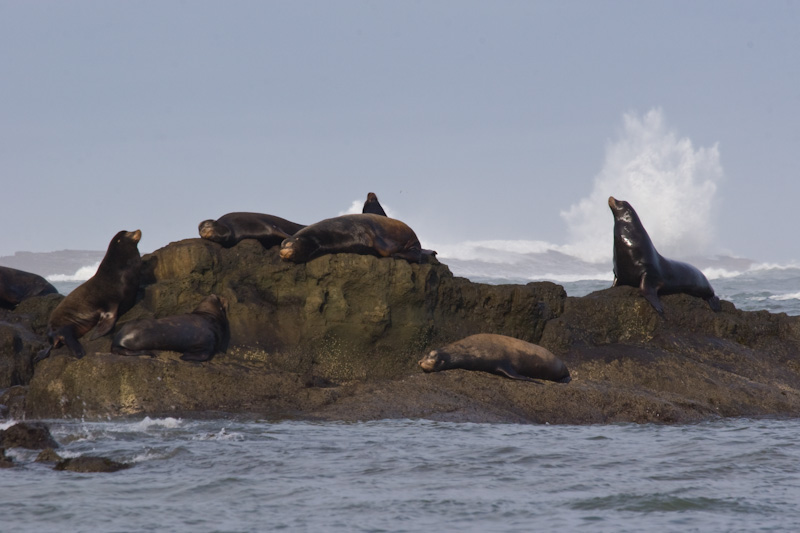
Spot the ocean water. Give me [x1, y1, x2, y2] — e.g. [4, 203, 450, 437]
[3, 417, 800, 532]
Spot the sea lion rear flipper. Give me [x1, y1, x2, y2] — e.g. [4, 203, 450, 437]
[32, 346, 52, 365]
[90, 310, 118, 340]
[493, 366, 543, 384]
[180, 351, 213, 362]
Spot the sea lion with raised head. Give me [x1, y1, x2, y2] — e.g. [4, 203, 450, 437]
[279, 213, 424, 264]
[111, 294, 229, 362]
[362, 192, 387, 217]
[0, 266, 58, 309]
[198, 212, 305, 248]
[418, 333, 571, 383]
[34, 230, 142, 363]
[608, 196, 721, 315]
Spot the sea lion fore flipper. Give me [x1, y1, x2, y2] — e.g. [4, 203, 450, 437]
[640, 275, 664, 315]
[706, 295, 722, 312]
[90, 309, 119, 340]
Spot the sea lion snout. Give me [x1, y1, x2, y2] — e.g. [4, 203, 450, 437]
[198, 220, 215, 239]
[279, 245, 294, 260]
[608, 196, 618, 209]
[418, 350, 439, 372]
[129, 229, 142, 243]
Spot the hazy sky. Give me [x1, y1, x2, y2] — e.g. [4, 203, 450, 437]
[2, 1, 799, 263]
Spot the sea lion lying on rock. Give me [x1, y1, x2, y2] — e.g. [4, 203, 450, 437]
[0, 266, 58, 309]
[419, 333, 571, 383]
[35, 230, 142, 363]
[198, 212, 305, 248]
[111, 294, 229, 362]
[279, 213, 425, 264]
[608, 196, 721, 315]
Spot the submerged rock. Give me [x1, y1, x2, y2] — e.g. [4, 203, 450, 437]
[54, 456, 130, 473]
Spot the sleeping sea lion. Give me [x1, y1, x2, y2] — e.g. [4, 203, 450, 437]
[279, 213, 423, 264]
[0, 266, 58, 309]
[608, 196, 721, 315]
[34, 230, 142, 363]
[198, 212, 305, 248]
[111, 294, 229, 362]
[418, 333, 571, 383]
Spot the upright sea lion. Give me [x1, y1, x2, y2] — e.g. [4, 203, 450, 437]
[198, 212, 305, 248]
[418, 333, 571, 383]
[0, 266, 58, 309]
[279, 213, 424, 264]
[34, 230, 142, 363]
[608, 196, 721, 315]
[111, 294, 229, 362]
[362, 192, 387, 216]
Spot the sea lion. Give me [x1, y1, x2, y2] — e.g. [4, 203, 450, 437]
[608, 196, 721, 315]
[0, 266, 58, 309]
[111, 294, 229, 362]
[418, 333, 571, 383]
[34, 230, 142, 363]
[362, 192, 387, 216]
[198, 212, 305, 248]
[279, 213, 424, 264]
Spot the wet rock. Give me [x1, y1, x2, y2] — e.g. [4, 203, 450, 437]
[12, 239, 800, 424]
[54, 456, 130, 473]
[0, 386, 27, 419]
[35, 448, 63, 463]
[0, 421, 59, 449]
[0, 448, 14, 468]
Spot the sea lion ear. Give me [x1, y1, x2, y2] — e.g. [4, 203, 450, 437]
[90, 309, 119, 339]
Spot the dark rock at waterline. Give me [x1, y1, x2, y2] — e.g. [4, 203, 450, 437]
[36, 447, 63, 463]
[0, 386, 27, 420]
[0, 421, 59, 449]
[54, 456, 131, 473]
[7, 238, 800, 424]
[0, 448, 14, 468]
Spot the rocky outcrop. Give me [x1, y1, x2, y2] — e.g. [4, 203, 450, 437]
[4, 238, 800, 424]
[0, 421, 59, 449]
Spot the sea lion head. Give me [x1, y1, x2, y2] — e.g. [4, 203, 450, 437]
[608, 196, 637, 224]
[279, 236, 316, 262]
[198, 220, 231, 243]
[418, 349, 449, 373]
[195, 294, 229, 317]
[366, 192, 378, 202]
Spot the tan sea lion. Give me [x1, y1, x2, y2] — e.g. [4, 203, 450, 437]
[419, 333, 571, 383]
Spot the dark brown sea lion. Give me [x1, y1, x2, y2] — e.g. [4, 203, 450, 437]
[34, 230, 142, 363]
[608, 196, 721, 315]
[0, 266, 58, 309]
[198, 212, 305, 248]
[279, 213, 424, 264]
[418, 333, 571, 383]
[362, 192, 387, 216]
[111, 294, 229, 362]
